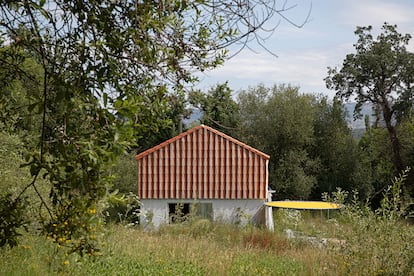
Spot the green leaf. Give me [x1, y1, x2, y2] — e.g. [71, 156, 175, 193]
[103, 92, 108, 107]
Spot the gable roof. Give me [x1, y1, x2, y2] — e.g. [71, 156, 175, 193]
[136, 124, 269, 160]
[136, 124, 269, 200]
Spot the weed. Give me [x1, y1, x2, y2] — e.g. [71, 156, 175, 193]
[332, 169, 414, 275]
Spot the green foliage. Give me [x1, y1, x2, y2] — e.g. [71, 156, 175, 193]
[397, 118, 414, 196]
[189, 82, 240, 136]
[229, 253, 304, 275]
[237, 85, 320, 199]
[0, 131, 45, 248]
[85, 257, 206, 276]
[311, 97, 359, 198]
[322, 187, 349, 205]
[333, 169, 414, 274]
[3, 212, 414, 275]
[134, 92, 193, 153]
[43, 200, 101, 256]
[236, 84, 377, 201]
[0, 47, 42, 135]
[110, 152, 137, 194]
[326, 22, 414, 173]
[1, 0, 283, 254]
[354, 127, 395, 201]
[326, 23, 414, 119]
[0, 131, 29, 194]
[103, 192, 141, 226]
[0, 193, 29, 248]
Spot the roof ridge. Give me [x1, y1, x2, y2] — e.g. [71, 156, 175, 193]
[135, 124, 269, 160]
[199, 125, 270, 159]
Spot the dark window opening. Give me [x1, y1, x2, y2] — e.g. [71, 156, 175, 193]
[168, 202, 213, 223]
[169, 203, 190, 223]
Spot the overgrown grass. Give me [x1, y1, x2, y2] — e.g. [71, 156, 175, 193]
[0, 222, 328, 275]
[2, 171, 414, 275]
[2, 212, 413, 275]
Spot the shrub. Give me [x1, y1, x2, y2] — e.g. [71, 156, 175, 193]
[334, 169, 414, 275]
[0, 193, 29, 248]
[103, 192, 140, 226]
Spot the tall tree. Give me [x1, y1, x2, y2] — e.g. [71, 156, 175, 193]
[310, 97, 360, 198]
[0, 46, 43, 136]
[325, 23, 414, 174]
[355, 125, 395, 204]
[0, 1, 306, 252]
[238, 85, 319, 199]
[189, 82, 240, 136]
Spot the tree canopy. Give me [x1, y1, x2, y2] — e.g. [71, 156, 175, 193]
[325, 23, 414, 174]
[238, 85, 317, 199]
[189, 82, 240, 136]
[236, 85, 361, 200]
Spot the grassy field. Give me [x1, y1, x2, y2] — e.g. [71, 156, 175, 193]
[0, 221, 330, 275]
[2, 206, 413, 276]
[1, 154, 413, 276]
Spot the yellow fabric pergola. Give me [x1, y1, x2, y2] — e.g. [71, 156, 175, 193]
[265, 201, 343, 210]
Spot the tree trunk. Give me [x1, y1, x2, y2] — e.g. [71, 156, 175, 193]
[387, 124, 404, 172]
[381, 100, 404, 173]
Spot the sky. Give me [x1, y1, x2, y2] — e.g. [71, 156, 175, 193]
[195, 0, 414, 99]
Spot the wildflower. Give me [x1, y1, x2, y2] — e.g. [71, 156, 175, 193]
[63, 260, 69, 266]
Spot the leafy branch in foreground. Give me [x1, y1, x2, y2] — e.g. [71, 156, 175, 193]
[0, 0, 309, 254]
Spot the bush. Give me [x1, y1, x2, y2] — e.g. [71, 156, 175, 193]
[0, 193, 29, 248]
[110, 152, 137, 194]
[103, 192, 140, 226]
[334, 169, 414, 275]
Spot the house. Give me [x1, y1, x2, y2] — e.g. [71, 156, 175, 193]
[136, 124, 273, 230]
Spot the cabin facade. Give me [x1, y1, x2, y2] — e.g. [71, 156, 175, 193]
[136, 125, 273, 229]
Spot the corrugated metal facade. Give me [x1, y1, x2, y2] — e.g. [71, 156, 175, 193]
[136, 125, 270, 200]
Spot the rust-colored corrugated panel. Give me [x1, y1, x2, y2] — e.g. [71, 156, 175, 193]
[137, 125, 269, 200]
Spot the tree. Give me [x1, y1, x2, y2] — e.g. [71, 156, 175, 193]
[0, 47, 43, 137]
[310, 97, 360, 199]
[237, 85, 319, 199]
[134, 92, 192, 153]
[355, 126, 395, 205]
[189, 82, 240, 136]
[237, 85, 365, 200]
[0, 1, 307, 252]
[325, 23, 414, 175]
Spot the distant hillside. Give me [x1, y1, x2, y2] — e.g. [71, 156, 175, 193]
[344, 102, 375, 139]
[344, 103, 374, 128]
[183, 108, 202, 125]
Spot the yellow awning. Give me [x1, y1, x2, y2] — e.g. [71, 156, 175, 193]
[265, 201, 343, 210]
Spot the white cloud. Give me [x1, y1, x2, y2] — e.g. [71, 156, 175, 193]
[197, 46, 340, 97]
[196, 0, 414, 99]
[341, 0, 414, 28]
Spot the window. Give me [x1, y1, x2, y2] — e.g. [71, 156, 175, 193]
[169, 203, 190, 223]
[168, 202, 213, 223]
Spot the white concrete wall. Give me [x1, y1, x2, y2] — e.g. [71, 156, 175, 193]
[139, 199, 266, 229]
